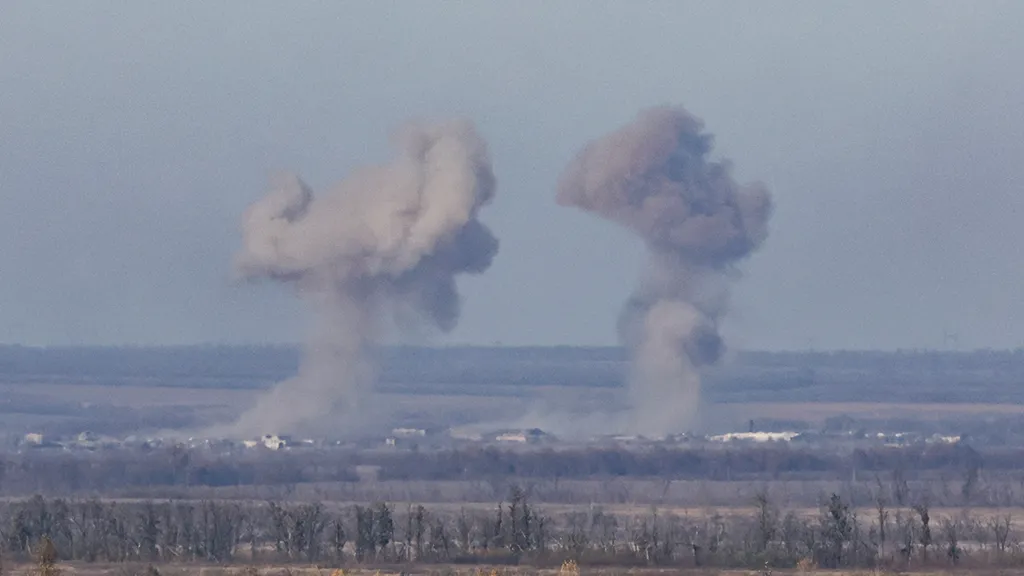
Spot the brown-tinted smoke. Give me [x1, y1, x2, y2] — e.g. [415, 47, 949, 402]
[222, 119, 499, 437]
[558, 106, 772, 435]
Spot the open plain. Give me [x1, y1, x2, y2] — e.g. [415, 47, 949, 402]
[3, 347, 1024, 573]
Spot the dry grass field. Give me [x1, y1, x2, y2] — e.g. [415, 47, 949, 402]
[4, 349, 1024, 576]
[0, 381, 544, 431]
[710, 402, 1024, 424]
[7, 563, 1024, 576]
[6, 377, 1023, 438]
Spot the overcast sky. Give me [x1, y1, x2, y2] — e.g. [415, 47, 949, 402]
[2, 1, 1023, 351]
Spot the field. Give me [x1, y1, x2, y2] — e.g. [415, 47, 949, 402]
[710, 401, 1024, 424]
[3, 346, 1024, 573]
[5, 345, 1024, 438]
[0, 563, 847, 576]
[12, 565, 1018, 576]
[7, 375, 1022, 431]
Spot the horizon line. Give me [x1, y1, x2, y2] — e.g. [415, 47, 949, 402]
[0, 342, 1021, 354]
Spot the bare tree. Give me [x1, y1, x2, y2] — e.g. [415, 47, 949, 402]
[873, 480, 889, 564]
[753, 489, 778, 555]
[5, 490, 1024, 571]
[913, 502, 932, 565]
[328, 515, 345, 566]
[428, 517, 451, 561]
[563, 512, 589, 562]
[941, 517, 961, 565]
[455, 508, 472, 556]
[590, 507, 617, 557]
[891, 466, 909, 506]
[990, 514, 1011, 557]
[372, 502, 394, 561]
[961, 448, 982, 505]
[412, 505, 426, 561]
[820, 494, 852, 568]
[353, 505, 373, 562]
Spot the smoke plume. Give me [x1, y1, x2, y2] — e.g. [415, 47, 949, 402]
[225, 119, 498, 437]
[558, 106, 772, 436]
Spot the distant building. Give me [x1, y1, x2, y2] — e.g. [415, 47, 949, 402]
[261, 434, 286, 450]
[448, 428, 483, 441]
[392, 428, 427, 437]
[494, 428, 552, 444]
[69, 431, 121, 449]
[708, 431, 799, 443]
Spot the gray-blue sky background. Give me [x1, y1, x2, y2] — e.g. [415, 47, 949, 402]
[2, 1, 1022, 351]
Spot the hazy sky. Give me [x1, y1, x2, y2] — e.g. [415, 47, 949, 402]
[2, 1, 1023, 351]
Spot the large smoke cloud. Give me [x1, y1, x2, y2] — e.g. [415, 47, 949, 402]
[224, 119, 498, 437]
[558, 106, 772, 436]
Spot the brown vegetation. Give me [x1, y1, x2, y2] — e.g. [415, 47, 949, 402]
[0, 486, 1021, 573]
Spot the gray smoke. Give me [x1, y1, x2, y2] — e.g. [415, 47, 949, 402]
[224, 119, 498, 438]
[558, 106, 772, 436]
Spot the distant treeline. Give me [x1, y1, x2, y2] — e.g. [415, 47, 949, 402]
[372, 444, 994, 482]
[0, 443, 1003, 498]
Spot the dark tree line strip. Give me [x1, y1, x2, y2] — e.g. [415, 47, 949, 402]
[0, 489, 1020, 570]
[0, 442, 1002, 496]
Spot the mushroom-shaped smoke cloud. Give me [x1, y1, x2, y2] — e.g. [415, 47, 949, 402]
[558, 106, 772, 436]
[224, 119, 499, 438]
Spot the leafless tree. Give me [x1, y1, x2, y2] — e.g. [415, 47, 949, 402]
[872, 480, 889, 564]
[990, 514, 1012, 556]
[941, 517, 962, 565]
[913, 502, 932, 565]
[753, 489, 778, 554]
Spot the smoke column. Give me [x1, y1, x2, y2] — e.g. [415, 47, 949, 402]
[557, 106, 772, 436]
[225, 119, 498, 437]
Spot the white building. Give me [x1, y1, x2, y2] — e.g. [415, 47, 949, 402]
[708, 431, 799, 443]
[261, 434, 286, 450]
[392, 428, 427, 437]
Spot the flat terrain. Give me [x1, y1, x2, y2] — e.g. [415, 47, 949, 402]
[3, 382, 1023, 438]
[4, 345, 1024, 450]
[4, 347, 1024, 576]
[9, 564, 1024, 576]
[711, 401, 1024, 423]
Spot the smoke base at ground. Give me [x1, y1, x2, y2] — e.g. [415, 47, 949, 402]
[558, 105, 773, 436]
[213, 119, 499, 438]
